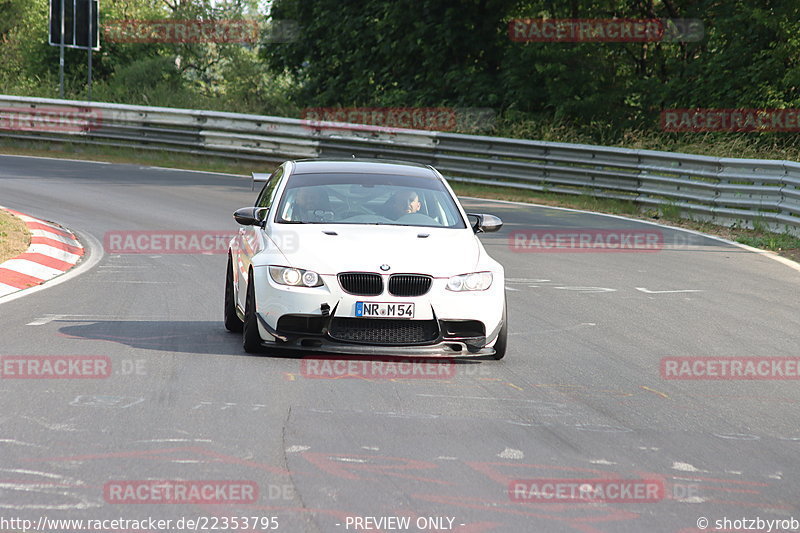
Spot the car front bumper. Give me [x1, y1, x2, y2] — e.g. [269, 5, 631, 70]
[253, 267, 504, 356]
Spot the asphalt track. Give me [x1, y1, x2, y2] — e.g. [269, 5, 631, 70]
[0, 154, 798, 533]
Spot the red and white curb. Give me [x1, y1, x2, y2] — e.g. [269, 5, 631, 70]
[0, 207, 84, 297]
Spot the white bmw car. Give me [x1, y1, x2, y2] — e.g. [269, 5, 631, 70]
[225, 159, 507, 359]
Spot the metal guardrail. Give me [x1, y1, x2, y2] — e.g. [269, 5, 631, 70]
[1, 95, 798, 236]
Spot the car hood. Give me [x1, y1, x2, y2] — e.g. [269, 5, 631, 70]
[264, 224, 481, 277]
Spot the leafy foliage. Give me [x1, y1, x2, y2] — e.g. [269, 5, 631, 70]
[0, 0, 798, 145]
[263, 0, 800, 141]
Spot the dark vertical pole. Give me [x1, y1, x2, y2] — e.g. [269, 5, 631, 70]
[87, 0, 92, 101]
[59, 0, 65, 98]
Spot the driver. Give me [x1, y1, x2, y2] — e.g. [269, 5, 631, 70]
[386, 191, 421, 219]
[289, 187, 330, 222]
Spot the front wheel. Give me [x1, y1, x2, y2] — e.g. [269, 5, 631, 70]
[224, 254, 243, 332]
[242, 271, 263, 353]
[490, 298, 508, 360]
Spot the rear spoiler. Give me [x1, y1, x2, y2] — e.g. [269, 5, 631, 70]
[251, 172, 270, 191]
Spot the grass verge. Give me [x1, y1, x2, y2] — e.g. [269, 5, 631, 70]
[1, 140, 798, 264]
[0, 209, 30, 263]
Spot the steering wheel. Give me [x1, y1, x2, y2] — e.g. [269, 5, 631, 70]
[395, 212, 439, 225]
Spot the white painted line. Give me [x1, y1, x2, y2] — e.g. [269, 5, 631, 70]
[0, 153, 110, 165]
[0, 229, 103, 306]
[0, 206, 83, 298]
[636, 287, 704, 294]
[26, 314, 66, 326]
[17, 218, 65, 234]
[461, 196, 800, 273]
[0, 283, 19, 297]
[86, 280, 175, 284]
[0, 152, 245, 178]
[28, 229, 77, 246]
[27, 244, 81, 262]
[0, 259, 61, 280]
[417, 394, 567, 405]
[132, 438, 213, 443]
[531, 322, 598, 334]
[554, 286, 616, 293]
[28, 314, 165, 325]
[0, 439, 46, 448]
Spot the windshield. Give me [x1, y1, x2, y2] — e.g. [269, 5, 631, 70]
[274, 172, 466, 228]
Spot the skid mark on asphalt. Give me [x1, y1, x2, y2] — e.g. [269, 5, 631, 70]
[639, 385, 670, 399]
[1, 406, 796, 527]
[0, 468, 97, 511]
[277, 408, 798, 530]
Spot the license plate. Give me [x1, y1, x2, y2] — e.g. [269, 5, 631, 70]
[355, 302, 415, 318]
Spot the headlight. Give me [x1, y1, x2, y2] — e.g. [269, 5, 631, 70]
[446, 272, 493, 291]
[269, 266, 324, 287]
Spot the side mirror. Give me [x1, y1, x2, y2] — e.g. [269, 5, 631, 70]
[234, 207, 267, 226]
[466, 213, 503, 233]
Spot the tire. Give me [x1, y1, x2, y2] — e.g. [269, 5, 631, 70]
[490, 298, 508, 360]
[224, 254, 243, 332]
[242, 270, 263, 353]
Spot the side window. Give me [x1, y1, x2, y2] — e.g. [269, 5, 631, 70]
[255, 166, 284, 214]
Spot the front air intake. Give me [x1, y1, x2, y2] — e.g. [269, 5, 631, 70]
[338, 272, 383, 296]
[388, 274, 432, 297]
